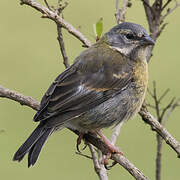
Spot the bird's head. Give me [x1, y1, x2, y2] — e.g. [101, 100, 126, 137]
[103, 22, 155, 61]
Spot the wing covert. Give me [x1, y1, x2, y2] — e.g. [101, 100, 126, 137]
[33, 46, 134, 125]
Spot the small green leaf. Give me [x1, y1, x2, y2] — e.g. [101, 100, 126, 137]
[93, 17, 103, 41]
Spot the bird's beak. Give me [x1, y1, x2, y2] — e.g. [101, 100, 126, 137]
[141, 35, 155, 46]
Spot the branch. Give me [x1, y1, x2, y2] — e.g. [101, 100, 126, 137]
[72, 130, 149, 180]
[155, 135, 163, 180]
[140, 1, 180, 176]
[159, 97, 175, 121]
[119, 0, 130, 23]
[111, 121, 124, 145]
[111, 154, 149, 180]
[147, 83, 176, 180]
[0, 85, 39, 111]
[1, 84, 180, 179]
[88, 144, 108, 180]
[0, 84, 148, 179]
[161, 1, 180, 22]
[141, 0, 155, 35]
[142, 0, 180, 40]
[57, 24, 70, 68]
[143, 0, 180, 169]
[115, 0, 120, 24]
[53, 0, 70, 68]
[140, 102, 180, 180]
[162, 98, 180, 126]
[20, 0, 91, 47]
[115, 0, 130, 24]
[155, 98, 180, 179]
[161, 0, 172, 11]
[139, 106, 180, 158]
[44, 0, 51, 10]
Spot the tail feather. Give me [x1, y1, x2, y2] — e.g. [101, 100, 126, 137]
[28, 128, 53, 167]
[13, 123, 53, 167]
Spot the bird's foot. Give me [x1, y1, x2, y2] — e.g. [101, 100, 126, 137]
[95, 130, 123, 165]
[104, 159, 118, 170]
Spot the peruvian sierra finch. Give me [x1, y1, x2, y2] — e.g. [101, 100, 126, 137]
[13, 22, 155, 167]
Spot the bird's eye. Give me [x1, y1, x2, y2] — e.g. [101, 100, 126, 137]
[125, 33, 135, 40]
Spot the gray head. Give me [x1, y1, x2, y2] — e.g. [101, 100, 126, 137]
[104, 22, 155, 60]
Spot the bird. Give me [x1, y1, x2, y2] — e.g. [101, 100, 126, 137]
[13, 22, 154, 167]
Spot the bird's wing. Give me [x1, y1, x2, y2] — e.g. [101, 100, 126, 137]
[34, 47, 134, 126]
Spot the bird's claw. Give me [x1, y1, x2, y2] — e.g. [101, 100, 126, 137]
[104, 150, 122, 169]
[105, 160, 118, 170]
[76, 133, 86, 153]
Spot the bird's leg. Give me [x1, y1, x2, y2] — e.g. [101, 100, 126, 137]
[95, 130, 123, 165]
[76, 133, 84, 152]
[96, 130, 123, 154]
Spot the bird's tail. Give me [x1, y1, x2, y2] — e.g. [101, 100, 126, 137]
[13, 123, 54, 167]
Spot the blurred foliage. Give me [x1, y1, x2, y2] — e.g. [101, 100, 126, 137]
[0, 0, 180, 180]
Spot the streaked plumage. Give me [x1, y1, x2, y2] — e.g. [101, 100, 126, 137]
[13, 22, 154, 167]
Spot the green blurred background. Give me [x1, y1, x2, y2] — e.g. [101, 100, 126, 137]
[0, 0, 180, 179]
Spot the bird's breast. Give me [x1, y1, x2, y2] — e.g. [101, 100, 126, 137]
[133, 60, 148, 92]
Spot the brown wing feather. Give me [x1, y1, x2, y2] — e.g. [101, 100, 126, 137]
[33, 45, 134, 126]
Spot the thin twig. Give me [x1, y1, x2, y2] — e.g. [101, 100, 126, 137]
[141, 0, 155, 21]
[56, 0, 69, 14]
[148, 83, 173, 122]
[72, 130, 150, 180]
[162, 97, 180, 126]
[20, 0, 91, 47]
[161, 0, 172, 11]
[152, 82, 161, 120]
[120, 0, 130, 23]
[159, 97, 175, 121]
[115, 0, 120, 24]
[148, 84, 168, 180]
[88, 144, 108, 180]
[156, 134, 163, 180]
[141, 0, 157, 40]
[157, 97, 180, 180]
[44, 0, 51, 10]
[160, 1, 180, 22]
[156, 96, 180, 180]
[0, 85, 39, 111]
[57, 24, 70, 68]
[141, 0, 152, 9]
[139, 106, 180, 158]
[156, 23, 168, 38]
[148, 84, 178, 180]
[53, 1, 70, 68]
[111, 121, 124, 145]
[115, 0, 130, 24]
[88, 144, 100, 171]
[158, 88, 170, 103]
